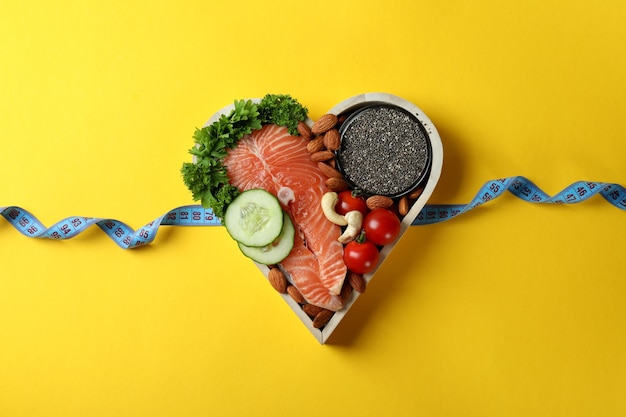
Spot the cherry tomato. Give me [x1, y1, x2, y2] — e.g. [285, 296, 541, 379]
[343, 239, 380, 274]
[335, 190, 369, 217]
[363, 208, 401, 246]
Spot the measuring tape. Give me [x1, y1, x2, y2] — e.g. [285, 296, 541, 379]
[0, 205, 220, 249]
[415, 176, 626, 224]
[2, 176, 624, 249]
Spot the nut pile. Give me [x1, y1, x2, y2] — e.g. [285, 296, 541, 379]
[268, 113, 426, 331]
[267, 265, 367, 329]
[306, 113, 425, 215]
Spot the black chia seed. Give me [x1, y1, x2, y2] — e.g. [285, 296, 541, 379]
[337, 105, 430, 197]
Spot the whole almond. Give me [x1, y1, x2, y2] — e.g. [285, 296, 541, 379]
[297, 121, 313, 140]
[323, 128, 340, 151]
[408, 187, 424, 200]
[348, 272, 367, 293]
[268, 268, 287, 293]
[302, 303, 324, 318]
[398, 196, 410, 216]
[311, 114, 338, 134]
[312, 309, 334, 329]
[306, 136, 326, 153]
[310, 150, 334, 162]
[340, 281, 353, 303]
[325, 177, 350, 192]
[317, 162, 342, 179]
[366, 195, 394, 210]
[287, 285, 306, 304]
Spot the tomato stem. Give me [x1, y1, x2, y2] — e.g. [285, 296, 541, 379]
[355, 229, 367, 244]
[351, 189, 364, 198]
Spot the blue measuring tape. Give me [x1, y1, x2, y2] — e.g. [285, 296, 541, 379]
[415, 176, 626, 224]
[2, 176, 624, 249]
[0, 205, 220, 249]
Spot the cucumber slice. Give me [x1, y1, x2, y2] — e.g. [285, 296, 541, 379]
[238, 213, 295, 265]
[223, 189, 284, 247]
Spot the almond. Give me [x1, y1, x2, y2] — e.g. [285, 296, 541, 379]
[297, 121, 313, 140]
[366, 195, 393, 210]
[311, 113, 338, 134]
[408, 187, 424, 200]
[312, 309, 334, 329]
[287, 285, 306, 304]
[306, 136, 326, 153]
[340, 281, 353, 303]
[325, 177, 350, 192]
[398, 195, 410, 216]
[323, 128, 340, 151]
[317, 162, 342, 179]
[268, 267, 287, 294]
[302, 303, 324, 318]
[348, 272, 367, 293]
[310, 150, 334, 162]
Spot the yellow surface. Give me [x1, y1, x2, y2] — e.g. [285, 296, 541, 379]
[1, 1, 626, 415]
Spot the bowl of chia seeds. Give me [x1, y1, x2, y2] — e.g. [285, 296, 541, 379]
[336, 103, 433, 198]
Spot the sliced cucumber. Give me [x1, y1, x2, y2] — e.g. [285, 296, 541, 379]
[238, 212, 295, 265]
[223, 189, 284, 247]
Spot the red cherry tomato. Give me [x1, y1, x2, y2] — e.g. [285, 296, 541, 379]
[343, 239, 380, 274]
[363, 208, 401, 246]
[335, 190, 369, 217]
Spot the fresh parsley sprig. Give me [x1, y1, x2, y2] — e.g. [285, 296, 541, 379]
[181, 99, 261, 218]
[258, 94, 308, 136]
[181, 95, 308, 219]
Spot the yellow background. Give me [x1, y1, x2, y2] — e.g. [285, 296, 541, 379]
[2, 1, 626, 415]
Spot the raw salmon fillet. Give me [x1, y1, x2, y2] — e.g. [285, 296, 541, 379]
[224, 124, 346, 311]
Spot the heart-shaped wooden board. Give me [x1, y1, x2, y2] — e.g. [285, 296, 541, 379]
[201, 92, 443, 343]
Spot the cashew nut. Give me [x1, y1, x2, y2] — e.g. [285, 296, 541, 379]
[321, 192, 348, 226]
[338, 210, 364, 244]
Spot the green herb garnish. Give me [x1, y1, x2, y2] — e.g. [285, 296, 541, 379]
[181, 94, 308, 219]
[258, 94, 308, 136]
[181, 99, 261, 219]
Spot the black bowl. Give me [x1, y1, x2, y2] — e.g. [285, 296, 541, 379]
[335, 104, 433, 198]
